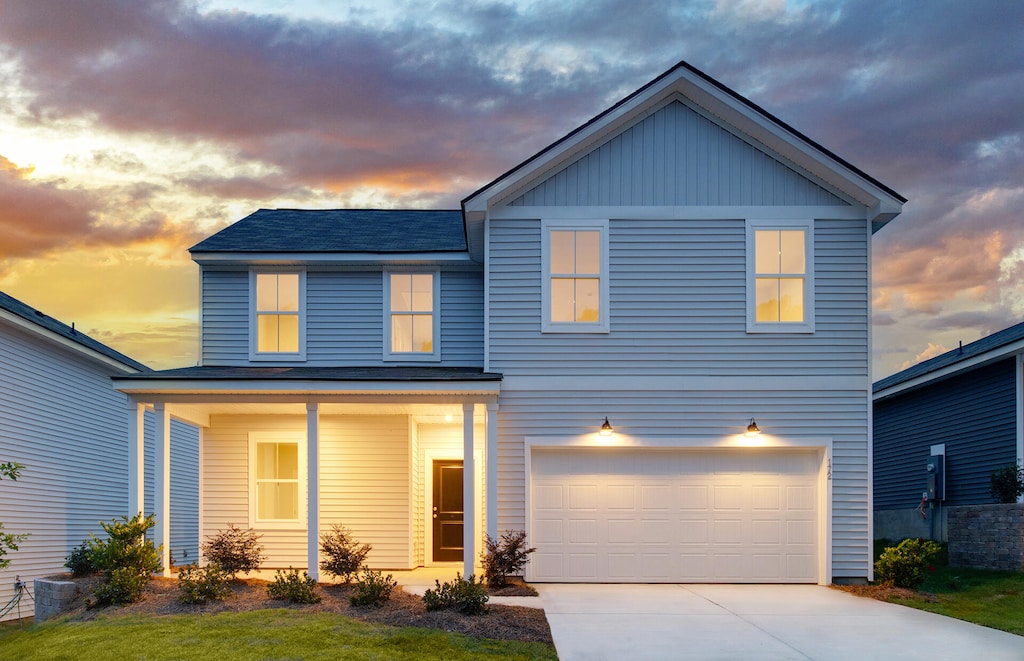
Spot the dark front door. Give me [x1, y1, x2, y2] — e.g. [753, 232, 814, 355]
[432, 460, 464, 562]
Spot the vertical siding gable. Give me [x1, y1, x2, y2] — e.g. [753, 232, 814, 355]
[506, 101, 848, 208]
[874, 359, 1018, 508]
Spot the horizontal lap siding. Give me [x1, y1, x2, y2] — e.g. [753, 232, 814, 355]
[202, 415, 411, 570]
[874, 360, 1017, 508]
[201, 270, 248, 364]
[508, 101, 847, 207]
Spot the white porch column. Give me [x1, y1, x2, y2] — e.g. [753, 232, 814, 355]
[127, 401, 145, 517]
[153, 403, 171, 577]
[307, 402, 321, 580]
[463, 402, 476, 578]
[486, 401, 498, 539]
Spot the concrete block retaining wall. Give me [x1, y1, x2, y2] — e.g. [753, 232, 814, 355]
[947, 503, 1024, 571]
[34, 578, 80, 622]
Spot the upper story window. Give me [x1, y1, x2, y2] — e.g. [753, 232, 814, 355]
[746, 219, 814, 333]
[249, 431, 305, 528]
[384, 271, 440, 361]
[250, 271, 306, 360]
[541, 219, 609, 333]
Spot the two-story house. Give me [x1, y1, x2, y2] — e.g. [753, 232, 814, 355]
[114, 60, 904, 585]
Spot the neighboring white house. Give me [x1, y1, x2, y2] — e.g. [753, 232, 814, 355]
[0, 290, 199, 621]
[114, 60, 904, 585]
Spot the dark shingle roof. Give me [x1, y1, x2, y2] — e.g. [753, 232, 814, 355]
[873, 320, 1024, 393]
[112, 366, 501, 381]
[190, 209, 467, 254]
[0, 289, 149, 372]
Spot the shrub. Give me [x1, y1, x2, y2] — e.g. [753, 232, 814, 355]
[875, 538, 942, 589]
[319, 524, 372, 583]
[422, 573, 489, 615]
[481, 530, 536, 588]
[202, 525, 265, 578]
[86, 513, 162, 607]
[990, 464, 1024, 504]
[266, 567, 321, 604]
[65, 542, 97, 577]
[350, 568, 397, 607]
[178, 564, 231, 604]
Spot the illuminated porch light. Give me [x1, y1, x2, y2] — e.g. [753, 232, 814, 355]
[745, 418, 761, 437]
[445, 414, 453, 423]
[600, 417, 614, 436]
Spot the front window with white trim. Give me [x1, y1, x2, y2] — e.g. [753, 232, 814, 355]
[249, 432, 306, 527]
[746, 219, 814, 333]
[384, 271, 440, 361]
[541, 219, 609, 332]
[251, 271, 306, 359]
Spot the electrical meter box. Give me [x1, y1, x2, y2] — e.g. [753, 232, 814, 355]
[926, 454, 945, 501]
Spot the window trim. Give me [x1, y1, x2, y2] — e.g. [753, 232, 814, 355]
[248, 431, 307, 530]
[745, 218, 815, 334]
[249, 269, 307, 361]
[383, 269, 441, 362]
[541, 218, 610, 333]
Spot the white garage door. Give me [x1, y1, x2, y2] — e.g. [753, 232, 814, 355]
[529, 448, 819, 583]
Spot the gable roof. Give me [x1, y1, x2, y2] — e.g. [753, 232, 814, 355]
[190, 209, 467, 254]
[0, 289, 149, 373]
[462, 59, 905, 230]
[873, 320, 1024, 398]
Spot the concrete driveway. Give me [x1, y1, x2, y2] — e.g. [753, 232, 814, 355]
[537, 584, 1024, 660]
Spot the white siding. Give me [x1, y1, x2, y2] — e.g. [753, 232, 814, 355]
[143, 416, 200, 565]
[0, 323, 199, 621]
[201, 268, 484, 368]
[508, 101, 848, 208]
[202, 414, 412, 570]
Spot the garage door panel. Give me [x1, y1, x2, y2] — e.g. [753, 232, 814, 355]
[530, 448, 820, 583]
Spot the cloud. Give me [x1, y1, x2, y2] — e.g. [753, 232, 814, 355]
[900, 342, 949, 371]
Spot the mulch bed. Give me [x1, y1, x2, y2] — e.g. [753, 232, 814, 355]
[52, 574, 552, 645]
[831, 583, 936, 602]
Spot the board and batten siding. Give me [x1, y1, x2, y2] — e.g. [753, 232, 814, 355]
[0, 323, 199, 621]
[201, 268, 483, 367]
[202, 415, 411, 569]
[487, 212, 872, 578]
[506, 101, 848, 208]
[874, 359, 1018, 509]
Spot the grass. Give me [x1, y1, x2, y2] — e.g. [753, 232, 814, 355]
[0, 609, 558, 661]
[872, 538, 1024, 636]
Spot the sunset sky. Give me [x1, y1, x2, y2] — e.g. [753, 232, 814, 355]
[0, 0, 1021, 377]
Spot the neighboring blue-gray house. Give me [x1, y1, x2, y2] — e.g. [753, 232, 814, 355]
[0, 290, 199, 621]
[873, 323, 1024, 541]
[114, 60, 904, 585]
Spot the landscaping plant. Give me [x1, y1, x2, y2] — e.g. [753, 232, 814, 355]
[319, 523, 372, 583]
[875, 537, 942, 589]
[0, 461, 28, 571]
[178, 564, 231, 604]
[267, 567, 321, 604]
[349, 568, 397, 607]
[201, 525, 265, 578]
[64, 542, 97, 577]
[86, 513, 162, 607]
[989, 464, 1024, 504]
[481, 530, 536, 588]
[422, 573, 489, 615]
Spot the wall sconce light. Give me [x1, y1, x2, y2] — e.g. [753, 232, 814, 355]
[745, 418, 761, 437]
[600, 417, 614, 436]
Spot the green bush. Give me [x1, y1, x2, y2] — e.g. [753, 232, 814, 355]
[990, 465, 1024, 504]
[422, 573, 488, 615]
[319, 524, 372, 583]
[178, 564, 231, 604]
[349, 568, 397, 607]
[202, 525, 265, 578]
[875, 538, 942, 589]
[481, 530, 536, 588]
[267, 568, 321, 604]
[85, 513, 162, 607]
[65, 542, 97, 577]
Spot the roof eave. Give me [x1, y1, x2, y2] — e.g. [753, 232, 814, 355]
[0, 308, 146, 374]
[191, 251, 474, 266]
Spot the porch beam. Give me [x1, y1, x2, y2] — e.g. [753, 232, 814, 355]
[463, 402, 476, 578]
[307, 402, 321, 580]
[153, 403, 171, 577]
[119, 393, 499, 405]
[486, 401, 498, 539]
[127, 401, 145, 517]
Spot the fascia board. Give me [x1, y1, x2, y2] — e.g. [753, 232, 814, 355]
[191, 251, 474, 266]
[0, 309, 142, 374]
[113, 378, 502, 396]
[873, 339, 1024, 401]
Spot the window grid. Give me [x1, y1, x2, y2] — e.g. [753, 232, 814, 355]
[255, 273, 300, 354]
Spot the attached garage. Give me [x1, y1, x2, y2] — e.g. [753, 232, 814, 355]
[526, 446, 827, 584]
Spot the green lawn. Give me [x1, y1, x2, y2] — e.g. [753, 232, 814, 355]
[0, 610, 558, 661]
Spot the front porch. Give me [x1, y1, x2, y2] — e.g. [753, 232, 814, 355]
[114, 366, 501, 580]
